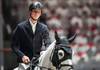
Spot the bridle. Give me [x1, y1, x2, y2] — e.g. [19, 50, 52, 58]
[50, 44, 73, 70]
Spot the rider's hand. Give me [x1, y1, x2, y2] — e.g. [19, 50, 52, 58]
[22, 56, 30, 64]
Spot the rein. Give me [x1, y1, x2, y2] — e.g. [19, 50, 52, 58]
[29, 56, 54, 70]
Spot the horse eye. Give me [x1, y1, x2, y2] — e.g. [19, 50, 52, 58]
[58, 50, 64, 59]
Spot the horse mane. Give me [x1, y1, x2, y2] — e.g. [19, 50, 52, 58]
[37, 41, 56, 69]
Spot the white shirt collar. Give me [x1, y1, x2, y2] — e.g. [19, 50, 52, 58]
[29, 18, 37, 33]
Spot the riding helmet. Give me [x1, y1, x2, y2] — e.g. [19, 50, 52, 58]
[29, 1, 43, 11]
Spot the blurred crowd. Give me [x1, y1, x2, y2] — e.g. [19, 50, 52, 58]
[2, 0, 100, 65]
[41, 0, 100, 64]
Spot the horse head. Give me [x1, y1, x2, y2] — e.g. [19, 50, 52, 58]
[51, 31, 77, 70]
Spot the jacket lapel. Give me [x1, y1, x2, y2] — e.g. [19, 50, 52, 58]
[34, 22, 40, 36]
[25, 20, 34, 38]
[25, 20, 41, 38]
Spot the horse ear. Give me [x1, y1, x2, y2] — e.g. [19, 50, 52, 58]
[55, 31, 61, 44]
[67, 32, 77, 43]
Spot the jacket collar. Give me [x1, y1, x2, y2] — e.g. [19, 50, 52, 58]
[26, 20, 41, 37]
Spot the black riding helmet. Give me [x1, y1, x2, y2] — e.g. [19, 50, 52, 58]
[29, 1, 43, 11]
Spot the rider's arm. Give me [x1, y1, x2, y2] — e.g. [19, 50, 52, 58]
[11, 25, 25, 58]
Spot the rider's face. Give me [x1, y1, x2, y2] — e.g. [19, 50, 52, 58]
[30, 9, 42, 21]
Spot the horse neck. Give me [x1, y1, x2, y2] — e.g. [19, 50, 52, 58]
[38, 41, 56, 68]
